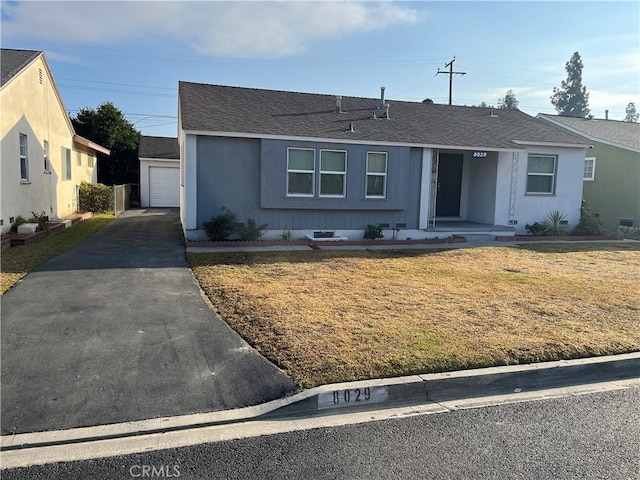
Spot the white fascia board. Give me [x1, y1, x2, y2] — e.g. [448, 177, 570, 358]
[139, 157, 180, 163]
[181, 129, 523, 152]
[512, 140, 590, 149]
[73, 135, 111, 155]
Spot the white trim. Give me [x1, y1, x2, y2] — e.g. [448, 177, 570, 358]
[184, 135, 198, 230]
[73, 135, 110, 155]
[365, 151, 388, 198]
[19, 133, 29, 182]
[286, 147, 315, 197]
[64, 148, 72, 181]
[526, 154, 557, 194]
[583, 156, 596, 181]
[181, 129, 528, 153]
[43, 140, 50, 173]
[418, 148, 432, 229]
[139, 157, 180, 163]
[319, 149, 347, 197]
[512, 140, 590, 148]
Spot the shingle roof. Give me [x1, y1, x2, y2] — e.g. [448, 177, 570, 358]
[538, 114, 640, 151]
[138, 135, 179, 159]
[179, 82, 588, 150]
[1, 48, 42, 87]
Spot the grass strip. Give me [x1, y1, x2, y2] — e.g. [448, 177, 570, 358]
[1, 214, 114, 294]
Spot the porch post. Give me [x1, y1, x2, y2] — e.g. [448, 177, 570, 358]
[418, 148, 432, 229]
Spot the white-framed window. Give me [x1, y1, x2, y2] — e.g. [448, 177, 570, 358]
[65, 148, 72, 180]
[77, 150, 82, 167]
[43, 140, 50, 173]
[19, 133, 29, 182]
[319, 150, 347, 197]
[287, 148, 315, 196]
[583, 157, 596, 181]
[366, 151, 387, 197]
[88, 153, 95, 168]
[526, 154, 556, 194]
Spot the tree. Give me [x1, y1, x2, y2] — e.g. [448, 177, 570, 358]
[624, 102, 639, 122]
[497, 90, 519, 110]
[550, 51, 590, 117]
[72, 102, 140, 188]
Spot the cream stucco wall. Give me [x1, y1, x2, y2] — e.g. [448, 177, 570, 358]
[0, 54, 99, 234]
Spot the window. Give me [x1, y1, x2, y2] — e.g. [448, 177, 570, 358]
[583, 157, 596, 181]
[65, 148, 72, 180]
[88, 154, 95, 168]
[44, 140, 50, 173]
[77, 151, 82, 167]
[319, 150, 346, 196]
[526, 154, 556, 194]
[287, 148, 315, 196]
[366, 152, 387, 197]
[19, 134, 29, 182]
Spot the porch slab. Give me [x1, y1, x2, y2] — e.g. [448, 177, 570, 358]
[425, 221, 515, 236]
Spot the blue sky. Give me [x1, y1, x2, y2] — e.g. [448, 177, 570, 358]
[2, 1, 638, 138]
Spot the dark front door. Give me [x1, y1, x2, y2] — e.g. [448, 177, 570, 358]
[435, 153, 463, 217]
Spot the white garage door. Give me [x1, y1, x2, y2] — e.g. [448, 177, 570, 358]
[149, 167, 180, 207]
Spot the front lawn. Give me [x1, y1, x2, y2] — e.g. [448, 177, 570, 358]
[189, 243, 640, 388]
[1, 214, 114, 294]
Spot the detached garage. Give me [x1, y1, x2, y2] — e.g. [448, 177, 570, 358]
[138, 136, 180, 208]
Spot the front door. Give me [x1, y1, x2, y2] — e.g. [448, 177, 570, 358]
[435, 153, 463, 217]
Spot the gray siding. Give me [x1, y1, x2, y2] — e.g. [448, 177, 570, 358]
[196, 136, 423, 230]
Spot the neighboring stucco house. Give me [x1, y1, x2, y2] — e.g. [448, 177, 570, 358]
[0, 49, 109, 234]
[178, 82, 589, 241]
[138, 135, 180, 208]
[538, 114, 640, 231]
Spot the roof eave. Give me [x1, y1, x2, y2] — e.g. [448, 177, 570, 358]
[74, 135, 110, 155]
[181, 129, 526, 153]
[512, 140, 590, 149]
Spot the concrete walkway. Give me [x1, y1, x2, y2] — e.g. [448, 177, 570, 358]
[1, 209, 296, 435]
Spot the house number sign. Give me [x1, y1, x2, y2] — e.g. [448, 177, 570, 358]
[318, 386, 388, 410]
[473, 151, 488, 158]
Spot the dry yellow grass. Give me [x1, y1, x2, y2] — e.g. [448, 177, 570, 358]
[189, 243, 640, 387]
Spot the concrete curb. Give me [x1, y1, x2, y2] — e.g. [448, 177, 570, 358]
[1, 352, 638, 452]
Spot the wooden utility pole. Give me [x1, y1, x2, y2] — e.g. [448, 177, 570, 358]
[436, 57, 466, 105]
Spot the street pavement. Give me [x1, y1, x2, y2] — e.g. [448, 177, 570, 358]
[0, 208, 296, 435]
[2, 386, 638, 479]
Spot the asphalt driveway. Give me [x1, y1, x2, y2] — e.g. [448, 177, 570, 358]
[1, 209, 296, 435]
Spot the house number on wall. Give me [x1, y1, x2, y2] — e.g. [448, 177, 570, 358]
[473, 151, 488, 158]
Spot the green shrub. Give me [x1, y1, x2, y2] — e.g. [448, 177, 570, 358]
[28, 211, 49, 232]
[204, 208, 239, 241]
[525, 222, 545, 236]
[572, 201, 609, 236]
[281, 228, 294, 241]
[364, 224, 384, 240]
[79, 181, 113, 213]
[237, 218, 268, 241]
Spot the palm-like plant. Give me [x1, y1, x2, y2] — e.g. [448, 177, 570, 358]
[542, 210, 568, 236]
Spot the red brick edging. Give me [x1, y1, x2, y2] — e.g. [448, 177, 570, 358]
[186, 237, 467, 248]
[496, 235, 621, 242]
